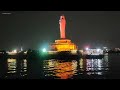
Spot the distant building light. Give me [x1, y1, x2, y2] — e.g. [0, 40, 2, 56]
[103, 47, 107, 49]
[21, 47, 23, 51]
[24, 51, 27, 54]
[97, 48, 100, 52]
[13, 49, 17, 53]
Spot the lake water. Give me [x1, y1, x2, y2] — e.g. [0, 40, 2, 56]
[0, 54, 120, 79]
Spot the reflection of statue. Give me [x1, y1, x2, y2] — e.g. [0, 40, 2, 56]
[59, 15, 66, 39]
[54, 61, 77, 79]
[43, 60, 77, 79]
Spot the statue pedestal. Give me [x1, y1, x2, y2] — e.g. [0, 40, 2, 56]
[50, 39, 78, 51]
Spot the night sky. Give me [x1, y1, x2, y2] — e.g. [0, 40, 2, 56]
[0, 11, 120, 50]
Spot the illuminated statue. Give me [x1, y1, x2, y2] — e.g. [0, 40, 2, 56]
[59, 15, 66, 39]
[50, 15, 78, 51]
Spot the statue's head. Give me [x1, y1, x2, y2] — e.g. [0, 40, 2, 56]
[60, 15, 65, 20]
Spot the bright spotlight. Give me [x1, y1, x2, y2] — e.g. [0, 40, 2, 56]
[85, 47, 89, 51]
[42, 48, 46, 52]
[13, 49, 17, 53]
[97, 48, 100, 52]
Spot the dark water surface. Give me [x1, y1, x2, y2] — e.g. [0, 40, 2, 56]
[0, 54, 120, 79]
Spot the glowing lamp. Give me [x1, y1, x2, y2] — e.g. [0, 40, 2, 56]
[85, 47, 89, 51]
[42, 48, 46, 52]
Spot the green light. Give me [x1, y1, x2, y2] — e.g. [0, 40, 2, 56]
[42, 48, 46, 52]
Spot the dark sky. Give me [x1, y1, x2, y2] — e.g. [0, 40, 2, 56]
[0, 11, 120, 50]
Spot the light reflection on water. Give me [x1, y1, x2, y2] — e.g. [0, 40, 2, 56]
[7, 59, 17, 74]
[6, 59, 27, 78]
[43, 56, 109, 79]
[85, 58, 109, 75]
[1, 55, 109, 79]
[43, 60, 78, 79]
